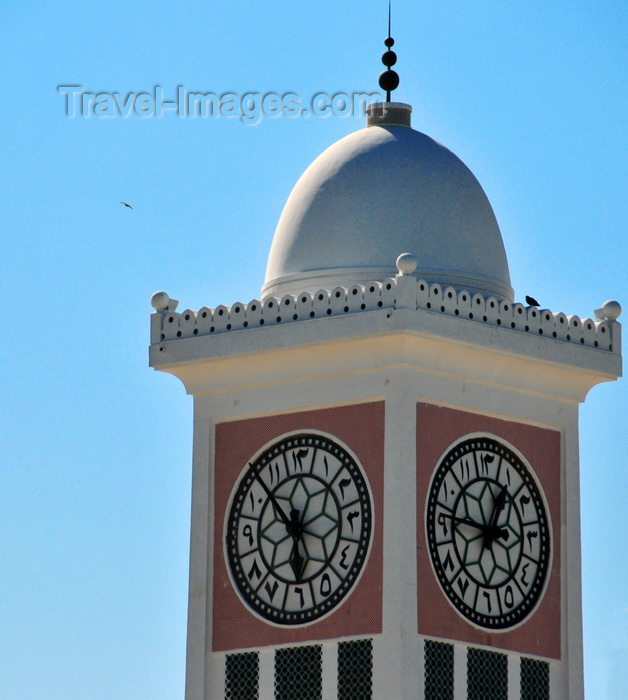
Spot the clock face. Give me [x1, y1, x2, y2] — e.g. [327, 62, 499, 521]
[426, 434, 551, 630]
[225, 432, 373, 626]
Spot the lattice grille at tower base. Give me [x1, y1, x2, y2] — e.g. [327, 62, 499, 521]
[222, 638, 552, 699]
[468, 647, 508, 700]
[521, 657, 550, 700]
[274, 645, 322, 700]
[424, 640, 550, 700]
[225, 651, 259, 700]
[425, 639, 454, 700]
[338, 639, 373, 700]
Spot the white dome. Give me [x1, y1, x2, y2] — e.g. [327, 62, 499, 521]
[263, 106, 513, 302]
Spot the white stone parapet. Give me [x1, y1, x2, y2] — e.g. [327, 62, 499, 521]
[150, 278, 621, 355]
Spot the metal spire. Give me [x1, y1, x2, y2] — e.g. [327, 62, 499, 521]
[379, 1, 399, 101]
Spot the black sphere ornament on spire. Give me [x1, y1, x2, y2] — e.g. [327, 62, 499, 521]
[379, 2, 399, 101]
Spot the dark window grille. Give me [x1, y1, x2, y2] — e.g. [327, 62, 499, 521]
[225, 651, 259, 700]
[338, 639, 373, 700]
[521, 657, 549, 700]
[425, 639, 454, 700]
[467, 647, 507, 700]
[274, 645, 322, 700]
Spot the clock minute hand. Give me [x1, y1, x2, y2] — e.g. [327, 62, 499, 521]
[247, 461, 293, 528]
[452, 515, 510, 543]
[247, 462, 305, 582]
[452, 515, 486, 531]
[490, 485, 508, 526]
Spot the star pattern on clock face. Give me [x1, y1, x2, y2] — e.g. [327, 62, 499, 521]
[259, 474, 341, 583]
[426, 435, 551, 630]
[225, 432, 373, 626]
[452, 479, 523, 589]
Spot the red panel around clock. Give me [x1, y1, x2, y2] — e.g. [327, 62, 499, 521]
[416, 402, 561, 659]
[213, 401, 384, 652]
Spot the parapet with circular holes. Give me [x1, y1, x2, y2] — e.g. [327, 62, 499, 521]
[150, 277, 619, 355]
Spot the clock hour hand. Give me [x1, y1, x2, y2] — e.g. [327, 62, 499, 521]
[287, 507, 302, 540]
[289, 539, 305, 582]
[484, 485, 509, 550]
[288, 508, 306, 582]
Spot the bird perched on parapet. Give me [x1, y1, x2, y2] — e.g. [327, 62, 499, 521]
[120, 201, 133, 209]
[525, 295, 540, 307]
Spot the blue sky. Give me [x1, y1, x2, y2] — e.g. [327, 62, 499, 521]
[1, 1, 627, 698]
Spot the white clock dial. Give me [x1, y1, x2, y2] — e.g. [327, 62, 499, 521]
[225, 432, 373, 626]
[426, 435, 551, 630]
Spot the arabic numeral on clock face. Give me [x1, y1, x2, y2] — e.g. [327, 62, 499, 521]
[519, 560, 538, 588]
[503, 584, 515, 609]
[264, 579, 279, 602]
[478, 451, 496, 476]
[265, 460, 281, 484]
[523, 524, 542, 558]
[330, 540, 358, 573]
[247, 558, 262, 582]
[285, 583, 314, 613]
[238, 551, 265, 585]
[437, 511, 450, 539]
[312, 570, 341, 605]
[239, 522, 257, 552]
[504, 463, 524, 496]
[441, 548, 457, 576]
[291, 447, 310, 473]
[293, 587, 305, 608]
[479, 589, 493, 615]
[243, 483, 265, 517]
[452, 571, 477, 605]
[338, 543, 351, 570]
[311, 449, 341, 481]
[458, 457, 471, 483]
[257, 576, 286, 607]
[320, 573, 332, 597]
[456, 575, 470, 599]
[344, 507, 361, 534]
[338, 477, 352, 499]
[335, 471, 359, 504]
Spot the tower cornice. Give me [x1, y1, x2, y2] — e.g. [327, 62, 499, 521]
[149, 278, 621, 402]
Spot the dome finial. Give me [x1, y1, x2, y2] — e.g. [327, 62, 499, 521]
[379, 2, 399, 101]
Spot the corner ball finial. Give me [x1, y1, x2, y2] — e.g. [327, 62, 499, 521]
[594, 300, 622, 321]
[151, 291, 179, 313]
[379, 2, 400, 101]
[396, 253, 417, 275]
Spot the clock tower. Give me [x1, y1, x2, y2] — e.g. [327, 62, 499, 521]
[149, 35, 622, 700]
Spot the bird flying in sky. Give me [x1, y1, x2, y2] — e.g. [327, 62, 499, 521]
[120, 201, 133, 209]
